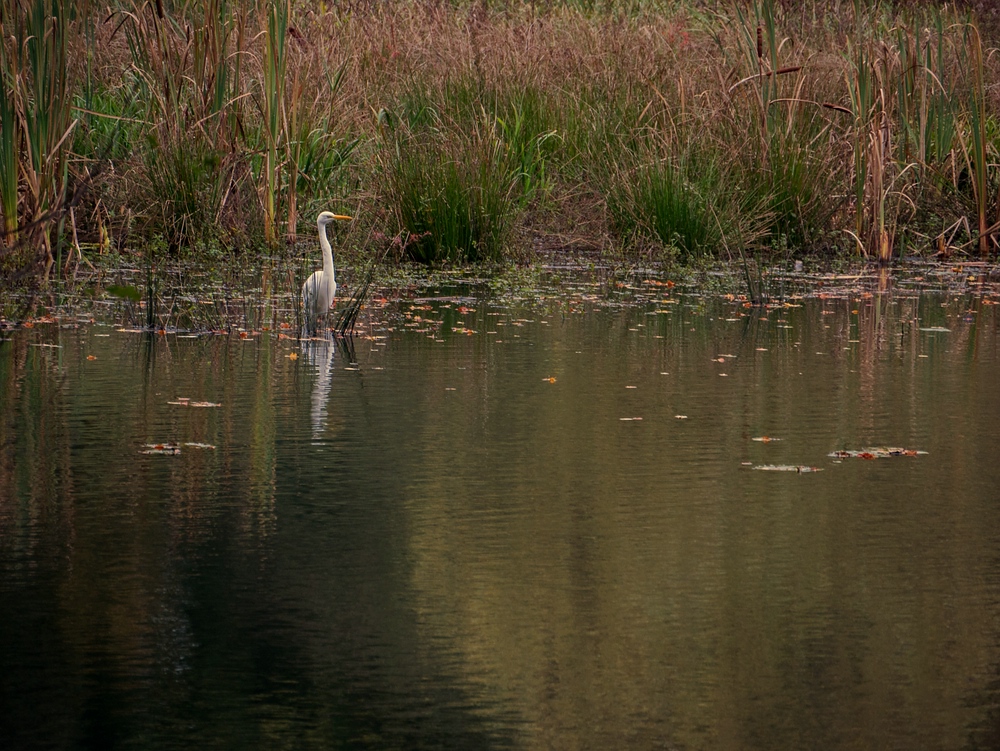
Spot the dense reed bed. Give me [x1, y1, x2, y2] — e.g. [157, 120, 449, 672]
[1, 0, 999, 282]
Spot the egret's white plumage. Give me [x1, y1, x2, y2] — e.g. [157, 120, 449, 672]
[302, 211, 351, 334]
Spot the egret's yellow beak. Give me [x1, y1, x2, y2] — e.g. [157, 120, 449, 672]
[333, 214, 352, 221]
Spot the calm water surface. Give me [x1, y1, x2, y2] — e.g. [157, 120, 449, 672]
[3, 283, 1000, 750]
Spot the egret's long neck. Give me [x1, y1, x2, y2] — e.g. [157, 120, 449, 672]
[319, 220, 335, 284]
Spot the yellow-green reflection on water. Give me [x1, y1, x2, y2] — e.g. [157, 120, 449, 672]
[2, 291, 999, 750]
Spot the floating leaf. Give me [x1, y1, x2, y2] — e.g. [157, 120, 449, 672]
[752, 436, 781, 442]
[184, 442, 215, 450]
[142, 443, 181, 455]
[753, 465, 822, 472]
[828, 447, 927, 459]
[168, 399, 221, 408]
[619, 417, 643, 421]
[542, 377, 556, 383]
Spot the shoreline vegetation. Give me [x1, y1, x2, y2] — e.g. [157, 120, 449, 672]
[1, 0, 1000, 295]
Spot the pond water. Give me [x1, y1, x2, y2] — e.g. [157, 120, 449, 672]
[3, 274, 1000, 750]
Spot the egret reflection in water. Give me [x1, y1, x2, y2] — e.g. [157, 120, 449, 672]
[301, 337, 336, 440]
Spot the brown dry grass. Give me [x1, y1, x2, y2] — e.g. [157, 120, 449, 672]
[17, 1, 1000, 270]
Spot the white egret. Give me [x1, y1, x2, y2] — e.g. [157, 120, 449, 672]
[302, 211, 352, 334]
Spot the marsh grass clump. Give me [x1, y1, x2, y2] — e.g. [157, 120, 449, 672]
[603, 150, 722, 258]
[380, 108, 524, 263]
[0, 0, 77, 274]
[143, 138, 233, 251]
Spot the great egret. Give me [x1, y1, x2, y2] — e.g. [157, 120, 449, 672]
[302, 211, 352, 334]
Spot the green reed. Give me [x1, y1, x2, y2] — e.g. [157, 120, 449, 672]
[960, 22, 994, 257]
[0, 30, 19, 248]
[16, 0, 76, 269]
[262, 0, 288, 246]
[381, 109, 522, 263]
[603, 147, 717, 258]
[123, 0, 248, 250]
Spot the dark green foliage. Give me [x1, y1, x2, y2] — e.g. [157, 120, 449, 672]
[383, 123, 521, 263]
[605, 154, 720, 257]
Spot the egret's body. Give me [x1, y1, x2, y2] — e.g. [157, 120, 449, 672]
[302, 211, 351, 334]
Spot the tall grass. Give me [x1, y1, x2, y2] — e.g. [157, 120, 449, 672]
[960, 22, 995, 257]
[0, 33, 19, 248]
[262, 0, 288, 246]
[0, 0, 78, 272]
[381, 110, 523, 263]
[4, 1, 1000, 282]
[603, 147, 718, 258]
[122, 0, 249, 250]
